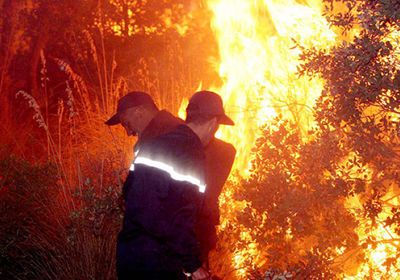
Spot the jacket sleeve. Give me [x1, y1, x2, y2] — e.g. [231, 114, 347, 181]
[124, 135, 205, 273]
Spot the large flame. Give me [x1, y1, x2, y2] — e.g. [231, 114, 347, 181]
[187, 0, 400, 279]
[207, 0, 336, 174]
[199, 0, 337, 277]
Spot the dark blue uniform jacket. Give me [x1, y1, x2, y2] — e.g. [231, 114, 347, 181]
[117, 113, 205, 274]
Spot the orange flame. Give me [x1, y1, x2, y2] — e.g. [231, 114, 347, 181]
[344, 193, 400, 279]
[207, 0, 336, 174]
[196, 0, 400, 279]
[202, 0, 337, 276]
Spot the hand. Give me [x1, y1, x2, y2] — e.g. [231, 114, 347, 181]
[191, 266, 211, 280]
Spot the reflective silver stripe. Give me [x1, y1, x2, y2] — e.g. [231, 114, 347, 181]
[129, 150, 139, 171]
[134, 156, 206, 193]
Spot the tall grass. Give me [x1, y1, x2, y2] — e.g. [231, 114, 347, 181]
[0, 21, 200, 278]
[0, 152, 121, 280]
[1, 27, 130, 279]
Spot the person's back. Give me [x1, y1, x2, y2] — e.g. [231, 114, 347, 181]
[204, 138, 236, 224]
[196, 137, 236, 264]
[118, 123, 206, 279]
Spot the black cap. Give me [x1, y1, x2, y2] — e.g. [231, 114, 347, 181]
[105, 91, 156, 126]
[186, 91, 234, 126]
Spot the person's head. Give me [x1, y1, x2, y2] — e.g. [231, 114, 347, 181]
[185, 91, 234, 146]
[105, 91, 158, 137]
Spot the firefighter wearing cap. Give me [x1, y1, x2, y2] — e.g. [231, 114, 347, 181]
[106, 91, 211, 280]
[185, 91, 236, 276]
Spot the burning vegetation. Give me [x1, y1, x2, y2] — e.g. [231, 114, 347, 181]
[0, 0, 399, 279]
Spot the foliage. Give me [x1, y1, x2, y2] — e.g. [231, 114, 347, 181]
[0, 0, 210, 157]
[216, 121, 361, 279]
[299, 0, 400, 166]
[2, 0, 400, 279]
[0, 1, 212, 279]
[0, 154, 60, 279]
[224, 0, 400, 278]
[299, 0, 400, 273]
[0, 152, 122, 280]
[213, 0, 400, 279]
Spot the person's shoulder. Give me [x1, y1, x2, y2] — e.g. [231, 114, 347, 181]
[159, 124, 202, 149]
[138, 125, 205, 180]
[142, 124, 203, 161]
[207, 138, 236, 156]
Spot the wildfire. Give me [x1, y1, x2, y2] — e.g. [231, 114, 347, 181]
[204, 0, 336, 277]
[183, 0, 400, 279]
[207, 0, 336, 174]
[344, 192, 400, 279]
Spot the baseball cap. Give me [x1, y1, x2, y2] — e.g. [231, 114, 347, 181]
[186, 91, 234, 126]
[105, 91, 156, 126]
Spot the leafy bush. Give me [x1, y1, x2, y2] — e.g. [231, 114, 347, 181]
[215, 121, 362, 279]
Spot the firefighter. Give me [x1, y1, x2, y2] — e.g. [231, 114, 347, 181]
[105, 91, 214, 280]
[185, 91, 236, 277]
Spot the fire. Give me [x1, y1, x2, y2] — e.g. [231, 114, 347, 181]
[344, 192, 400, 279]
[204, 0, 336, 276]
[207, 0, 336, 174]
[181, 0, 400, 279]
